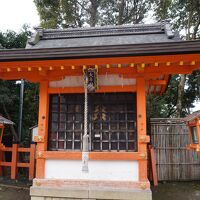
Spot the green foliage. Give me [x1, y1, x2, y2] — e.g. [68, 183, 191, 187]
[147, 75, 179, 118]
[153, 0, 200, 39]
[183, 70, 200, 112]
[152, 0, 172, 20]
[170, 0, 200, 39]
[99, 0, 150, 26]
[0, 27, 39, 146]
[147, 71, 200, 118]
[21, 82, 39, 147]
[0, 80, 19, 122]
[0, 25, 31, 49]
[34, 0, 151, 28]
[150, 0, 200, 118]
[34, 0, 87, 28]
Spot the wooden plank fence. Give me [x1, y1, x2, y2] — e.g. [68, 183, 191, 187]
[150, 118, 200, 181]
[0, 143, 36, 180]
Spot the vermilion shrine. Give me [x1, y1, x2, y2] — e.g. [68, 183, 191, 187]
[185, 111, 200, 156]
[0, 21, 200, 200]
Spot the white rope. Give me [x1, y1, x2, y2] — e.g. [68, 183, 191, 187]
[84, 76, 88, 137]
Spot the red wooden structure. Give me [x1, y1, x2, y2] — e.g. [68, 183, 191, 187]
[0, 116, 36, 180]
[148, 145, 158, 186]
[0, 21, 200, 200]
[0, 143, 36, 180]
[184, 110, 200, 156]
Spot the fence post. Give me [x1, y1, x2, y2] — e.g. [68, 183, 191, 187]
[29, 143, 36, 180]
[11, 142, 19, 179]
[0, 146, 3, 176]
[149, 145, 158, 186]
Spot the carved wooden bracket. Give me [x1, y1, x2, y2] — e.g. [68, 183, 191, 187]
[34, 135, 45, 143]
[139, 153, 147, 160]
[139, 135, 150, 143]
[36, 151, 44, 159]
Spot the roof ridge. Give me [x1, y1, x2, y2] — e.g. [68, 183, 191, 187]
[41, 23, 162, 33]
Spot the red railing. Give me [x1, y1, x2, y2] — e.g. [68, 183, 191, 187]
[0, 143, 36, 180]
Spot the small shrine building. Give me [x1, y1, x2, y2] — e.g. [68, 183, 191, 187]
[184, 110, 200, 156]
[0, 21, 200, 200]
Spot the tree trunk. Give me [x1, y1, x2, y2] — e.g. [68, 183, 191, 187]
[176, 74, 186, 117]
[89, 0, 100, 27]
[176, 8, 193, 117]
[186, 10, 192, 40]
[118, 0, 125, 25]
[192, 17, 200, 39]
[2, 102, 19, 142]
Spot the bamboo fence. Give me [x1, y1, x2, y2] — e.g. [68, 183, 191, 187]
[150, 118, 200, 181]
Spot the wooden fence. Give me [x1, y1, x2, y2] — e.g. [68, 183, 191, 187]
[0, 143, 36, 180]
[150, 118, 200, 181]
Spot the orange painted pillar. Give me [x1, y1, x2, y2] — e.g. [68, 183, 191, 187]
[136, 77, 148, 182]
[0, 147, 3, 176]
[11, 143, 19, 179]
[197, 123, 200, 154]
[29, 143, 36, 180]
[197, 121, 200, 142]
[149, 146, 158, 186]
[36, 81, 49, 178]
[0, 126, 4, 176]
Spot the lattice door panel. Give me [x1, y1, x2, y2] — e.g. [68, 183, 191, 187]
[48, 93, 137, 152]
[49, 94, 84, 151]
[89, 93, 137, 152]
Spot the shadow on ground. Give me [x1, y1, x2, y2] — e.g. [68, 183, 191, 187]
[152, 181, 200, 200]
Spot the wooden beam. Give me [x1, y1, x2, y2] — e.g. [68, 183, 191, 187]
[0, 162, 12, 167]
[48, 85, 136, 94]
[11, 143, 18, 179]
[43, 151, 82, 160]
[29, 143, 36, 180]
[0, 63, 196, 82]
[17, 163, 30, 168]
[89, 152, 142, 160]
[1, 53, 200, 68]
[148, 80, 167, 86]
[40, 151, 144, 161]
[160, 75, 170, 94]
[149, 146, 158, 186]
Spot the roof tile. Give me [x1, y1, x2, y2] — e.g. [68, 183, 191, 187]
[26, 21, 179, 49]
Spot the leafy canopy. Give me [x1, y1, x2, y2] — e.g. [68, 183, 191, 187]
[0, 26, 39, 145]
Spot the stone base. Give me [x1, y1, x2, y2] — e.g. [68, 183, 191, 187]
[30, 179, 152, 200]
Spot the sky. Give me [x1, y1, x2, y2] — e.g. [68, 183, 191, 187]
[0, 0, 40, 32]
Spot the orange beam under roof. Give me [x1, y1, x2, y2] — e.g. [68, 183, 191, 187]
[0, 55, 199, 80]
[0, 53, 199, 95]
[0, 53, 200, 68]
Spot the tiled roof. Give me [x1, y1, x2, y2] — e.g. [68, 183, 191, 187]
[1, 40, 200, 62]
[26, 21, 180, 49]
[0, 116, 14, 125]
[183, 110, 200, 122]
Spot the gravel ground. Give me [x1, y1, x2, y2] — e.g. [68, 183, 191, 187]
[152, 181, 200, 200]
[0, 185, 30, 200]
[0, 181, 199, 200]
